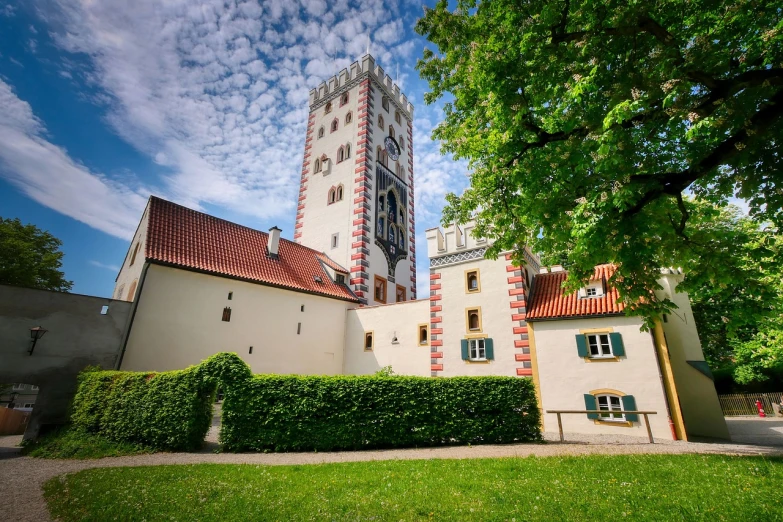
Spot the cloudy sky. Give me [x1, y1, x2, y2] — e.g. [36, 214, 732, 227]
[0, 0, 467, 297]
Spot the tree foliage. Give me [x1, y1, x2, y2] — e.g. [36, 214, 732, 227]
[0, 217, 73, 292]
[416, 0, 783, 322]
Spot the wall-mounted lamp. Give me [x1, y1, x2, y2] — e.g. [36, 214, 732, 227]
[29, 326, 48, 356]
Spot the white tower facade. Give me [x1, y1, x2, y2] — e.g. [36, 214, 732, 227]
[295, 55, 416, 305]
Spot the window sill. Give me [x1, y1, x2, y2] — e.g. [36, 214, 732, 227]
[593, 419, 633, 428]
[466, 359, 490, 364]
[583, 356, 620, 363]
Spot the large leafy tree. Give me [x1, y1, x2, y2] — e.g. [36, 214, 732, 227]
[0, 217, 73, 292]
[416, 0, 783, 321]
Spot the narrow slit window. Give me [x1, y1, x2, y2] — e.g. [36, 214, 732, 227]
[249, 346, 253, 354]
[301, 305, 305, 312]
[297, 322, 301, 335]
[466, 270, 480, 292]
[228, 292, 233, 300]
[467, 308, 481, 331]
[364, 332, 374, 351]
[419, 325, 428, 345]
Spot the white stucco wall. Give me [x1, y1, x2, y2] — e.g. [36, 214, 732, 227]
[343, 299, 430, 376]
[121, 264, 353, 375]
[532, 316, 674, 440]
[113, 202, 149, 301]
[656, 273, 729, 439]
[435, 255, 520, 377]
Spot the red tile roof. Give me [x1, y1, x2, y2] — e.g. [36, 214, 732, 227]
[144, 196, 358, 302]
[526, 264, 626, 320]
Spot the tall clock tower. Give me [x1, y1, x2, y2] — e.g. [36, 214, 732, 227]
[294, 54, 416, 305]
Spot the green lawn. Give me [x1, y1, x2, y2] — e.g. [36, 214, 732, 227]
[44, 455, 783, 521]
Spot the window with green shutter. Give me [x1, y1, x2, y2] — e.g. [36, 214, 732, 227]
[463, 338, 491, 361]
[461, 339, 469, 360]
[621, 395, 638, 422]
[578, 332, 626, 359]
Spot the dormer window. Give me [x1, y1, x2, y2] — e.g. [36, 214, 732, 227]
[580, 282, 604, 298]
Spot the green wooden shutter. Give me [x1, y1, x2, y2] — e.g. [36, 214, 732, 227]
[484, 338, 494, 360]
[461, 339, 469, 360]
[576, 335, 588, 357]
[609, 332, 625, 357]
[583, 394, 598, 419]
[621, 395, 638, 422]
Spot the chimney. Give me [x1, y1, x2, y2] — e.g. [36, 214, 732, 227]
[267, 226, 281, 258]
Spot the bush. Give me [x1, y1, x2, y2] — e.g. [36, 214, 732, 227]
[69, 353, 239, 451]
[21, 426, 153, 459]
[219, 374, 541, 452]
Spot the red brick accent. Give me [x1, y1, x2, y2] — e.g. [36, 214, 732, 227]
[515, 354, 532, 362]
[507, 276, 524, 284]
[430, 273, 441, 280]
[508, 288, 526, 296]
[431, 364, 444, 371]
[350, 253, 366, 260]
[431, 316, 442, 323]
[511, 315, 527, 323]
[514, 340, 530, 348]
[512, 326, 528, 334]
[430, 305, 442, 312]
[430, 340, 443, 347]
[506, 265, 520, 272]
[516, 368, 533, 376]
[431, 352, 443, 359]
[351, 241, 365, 248]
[430, 328, 443, 335]
[352, 218, 368, 226]
[429, 284, 441, 291]
[349, 278, 365, 285]
[430, 295, 442, 301]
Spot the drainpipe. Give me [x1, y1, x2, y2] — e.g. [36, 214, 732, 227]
[650, 328, 678, 441]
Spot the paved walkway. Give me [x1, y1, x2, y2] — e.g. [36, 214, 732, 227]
[2, 417, 782, 522]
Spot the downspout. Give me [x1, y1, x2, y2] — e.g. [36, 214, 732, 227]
[115, 262, 151, 370]
[651, 318, 687, 441]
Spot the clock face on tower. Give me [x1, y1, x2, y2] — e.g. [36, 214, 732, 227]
[384, 136, 400, 162]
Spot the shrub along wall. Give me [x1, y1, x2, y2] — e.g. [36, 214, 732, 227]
[219, 374, 541, 452]
[70, 355, 229, 451]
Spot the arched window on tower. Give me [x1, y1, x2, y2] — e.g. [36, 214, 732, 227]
[398, 228, 405, 250]
[331, 118, 338, 132]
[399, 136, 404, 150]
[345, 143, 351, 158]
[389, 125, 395, 138]
[318, 126, 324, 139]
[325, 102, 332, 114]
[378, 114, 384, 129]
[395, 110, 401, 124]
[340, 92, 349, 106]
[328, 187, 336, 204]
[337, 146, 345, 163]
[345, 112, 352, 125]
[378, 194, 385, 211]
[382, 96, 389, 112]
[314, 158, 321, 173]
[336, 185, 343, 201]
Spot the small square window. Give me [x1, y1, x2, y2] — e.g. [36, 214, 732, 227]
[466, 308, 481, 332]
[374, 275, 387, 304]
[466, 270, 480, 293]
[586, 287, 597, 297]
[469, 339, 486, 360]
[336, 274, 345, 285]
[587, 334, 612, 357]
[100, 305, 109, 315]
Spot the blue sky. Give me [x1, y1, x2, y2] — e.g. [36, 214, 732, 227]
[0, 0, 467, 298]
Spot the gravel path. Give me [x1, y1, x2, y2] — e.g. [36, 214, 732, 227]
[2, 418, 782, 522]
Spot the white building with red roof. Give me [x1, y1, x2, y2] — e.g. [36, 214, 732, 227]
[111, 55, 728, 443]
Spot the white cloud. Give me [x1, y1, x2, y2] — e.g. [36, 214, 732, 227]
[90, 260, 121, 272]
[0, 79, 148, 240]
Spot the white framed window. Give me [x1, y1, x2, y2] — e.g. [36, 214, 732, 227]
[596, 394, 625, 421]
[587, 333, 612, 357]
[469, 338, 486, 361]
[586, 287, 597, 296]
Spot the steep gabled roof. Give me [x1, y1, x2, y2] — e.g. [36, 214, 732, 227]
[144, 196, 358, 302]
[527, 264, 626, 321]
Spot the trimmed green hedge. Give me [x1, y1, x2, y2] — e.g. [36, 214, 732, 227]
[71, 353, 541, 452]
[70, 355, 230, 451]
[219, 374, 541, 452]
